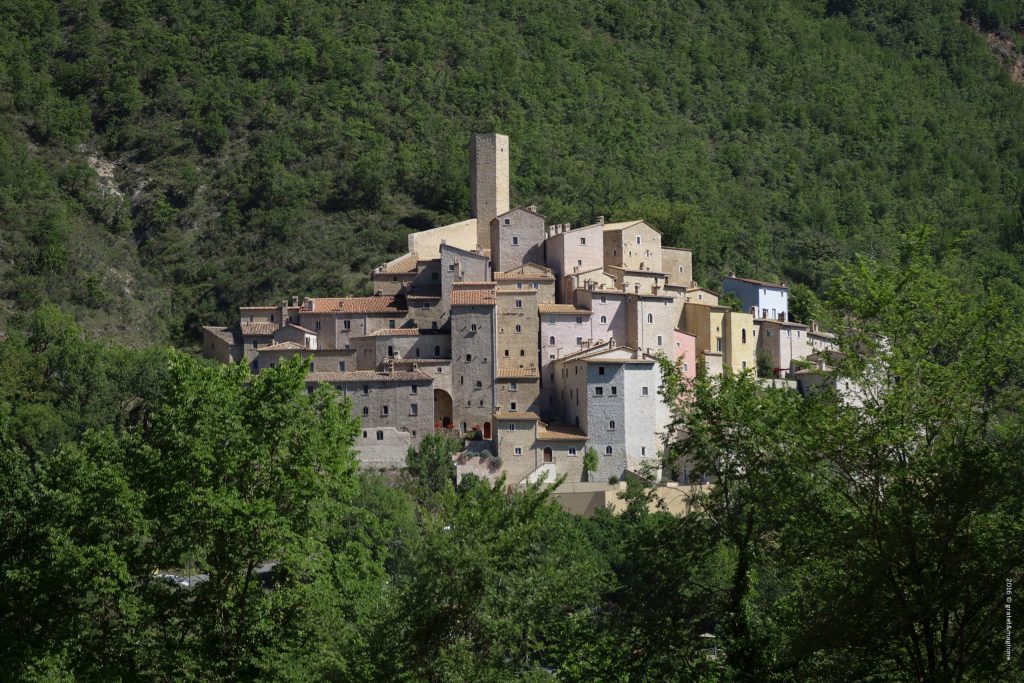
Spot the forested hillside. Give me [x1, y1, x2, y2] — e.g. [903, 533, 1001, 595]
[2, 0, 1023, 345]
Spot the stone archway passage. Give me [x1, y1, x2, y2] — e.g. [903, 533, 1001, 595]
[433, 389, 453, 430]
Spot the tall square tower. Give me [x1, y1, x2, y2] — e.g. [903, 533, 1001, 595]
[470, 133, 510, 251]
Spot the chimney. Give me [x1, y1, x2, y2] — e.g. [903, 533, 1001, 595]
[597, 215, 605, 225]
[290, 295, 299, 307]
[565, 223, 571, 231]
[528, 204, 537, 212]
[751, 306, 757, 317]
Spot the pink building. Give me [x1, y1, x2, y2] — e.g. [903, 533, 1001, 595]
[673, 329, 698, 379]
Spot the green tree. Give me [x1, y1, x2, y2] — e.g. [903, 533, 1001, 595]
[582, 446, 598, 482]
[405, 431, 460, 492]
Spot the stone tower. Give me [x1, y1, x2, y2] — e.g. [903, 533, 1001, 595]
[470, 133, 510, 252]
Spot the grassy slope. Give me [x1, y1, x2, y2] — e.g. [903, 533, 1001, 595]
[1, 0, 1022, 345]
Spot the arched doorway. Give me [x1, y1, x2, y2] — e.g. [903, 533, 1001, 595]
[543, 447, 553, 463]
[433, 389, 453, 430]
[483, 422, 491, 439]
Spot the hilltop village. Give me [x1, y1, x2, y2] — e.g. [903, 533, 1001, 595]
[203, 134, 843, 488]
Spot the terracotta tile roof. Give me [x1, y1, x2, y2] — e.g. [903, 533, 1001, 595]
[406, 294, 441, 300]
[392, 358, 451, 365]
[724, 275, 787, 289]
[538, 422, 588, 441]
[380, 252, 419, 273]
[493, 411, 540, 421]
[304, 296, 406, 314]
[538, 304, 591, 315]
[258, 341, 305, 352]
[496, 367, 540, 379]
[239, 306, 279, 311]
[453, 281, 494, 286]
[451, 287, 496, 306]
[306, 370, 432, 383]
[241, 322, 277, 336]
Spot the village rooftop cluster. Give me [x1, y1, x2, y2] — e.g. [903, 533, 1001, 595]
[203, 134, 846, 488]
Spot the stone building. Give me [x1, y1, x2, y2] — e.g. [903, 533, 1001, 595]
[470, 133, 510, 250]
[308, 368, 434, 469]
[490, 207, 545, 272]
[450, 283, 497, 436]
[544, 221, 605, 301]
[602, 220, 663, 272]
[662, 247, 693, 287]
[755, 318, 811, 377]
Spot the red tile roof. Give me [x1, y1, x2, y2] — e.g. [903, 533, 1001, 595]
[304, 296, 406, 314]
[538, 304, 591, 315]
[724, 275, 787, 289]
[451, 286, 496, 306]
[306, 370, 432, 383]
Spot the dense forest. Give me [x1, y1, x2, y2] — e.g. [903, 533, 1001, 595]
[3, 1, 1024, 680]
[2, 236, 1022, 680]
[1, 0, 1024, 344]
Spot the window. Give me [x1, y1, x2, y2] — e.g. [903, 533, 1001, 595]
[343, 320, 351, 330]
[508, 424, 516, 431]
[600, 315, 607, 323]
[635, 235, 641, 245]
[466, 354, 473, 362]
[641, 447, 647, 456]
[515, 324, 522, 333]
[410, 404, 418, 416]
[470, 323, 477, 332]
[598, 366, 606, 375]
[510, 401, 517, 411]
[315, 320, 321, 331]
[611, 386, 617, 396]
[511, 236, 519, 245]
[580, 237, 586, 245]
[448, 263, 456, 271]
[742, 361, 747, 370]
[657, 335, 663, 345]
[516, 283, 522, 289]
[595, 387, 604, 396]
[576, 336, 583, 345]
[362, 407, 369, 416]
[549, 336, 555, 345]
[434, 345, 441, 356]
[252, 340, 259, 349]
[762, 308, 768, 318]
[362, 384, 369, 395]
[568, 447, 577, 456]
[504, 350, 510, 357]
[577, 259, 583, 266]
[716, 337, 723, 352]
[767, 329, 773, 337]
[683, 362, 689, 372]
[339, 361, 346, 371]
[786, 329, 791, 337]
[606, 446, 613, 455]
[411, 385, 418, 394]
[600, 296, 607, 303]
[796, 330, 801, 338]
[475, 380, 482, 388]
[382, 405, 389, 417]
[642, 386, 649, 396]
[647, 313, 653, 324]
[504, 217, 511, 225]
[609, 420, 616, 430]
[376, 430, 384, 441]
[515, 447, 523, 455]
[387, 345, 394, 357]
[771, 308, 776, 318]
[576, 316, 582, 324]
[741, 329, 747, 344]
[515, 299, 523, 308]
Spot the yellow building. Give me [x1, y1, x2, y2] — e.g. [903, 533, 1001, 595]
[723, 310, 756, 374]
